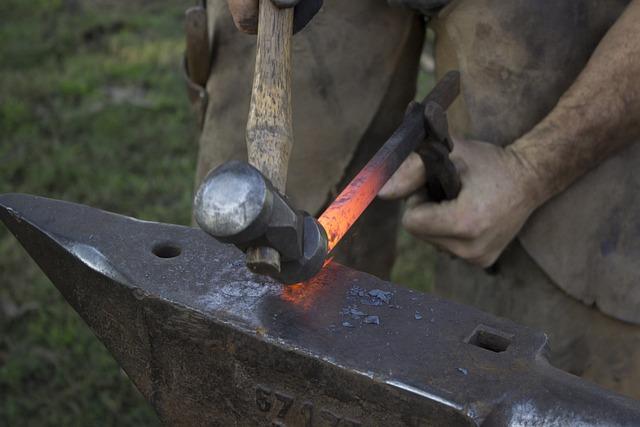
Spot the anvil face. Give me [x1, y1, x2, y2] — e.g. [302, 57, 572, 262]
[1, 193, 639, 426]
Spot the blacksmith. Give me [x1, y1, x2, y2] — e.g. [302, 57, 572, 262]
[189, 0, 640, 398]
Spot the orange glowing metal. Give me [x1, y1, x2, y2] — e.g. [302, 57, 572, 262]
[317, 102, 424, 252]
[318, 164, 392, 252]
[299, 73, 458, 282]
[281, 282, 307, 305]
[281, 259, 335, 308]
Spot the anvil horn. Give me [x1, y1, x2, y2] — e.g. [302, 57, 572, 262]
[1, 193, 639, 426]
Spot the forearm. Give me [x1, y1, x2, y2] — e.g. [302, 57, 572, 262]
[509, 0, 640, 206]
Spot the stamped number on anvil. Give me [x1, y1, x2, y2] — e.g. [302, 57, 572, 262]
[256, 385, 361, 426]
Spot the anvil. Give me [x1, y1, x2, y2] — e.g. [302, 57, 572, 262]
[1, 193, 639, 426]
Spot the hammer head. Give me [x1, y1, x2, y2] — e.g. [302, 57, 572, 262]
[194, 161, 328, 284]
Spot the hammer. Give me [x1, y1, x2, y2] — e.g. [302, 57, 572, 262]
[195, 72, 461, 284]
[244, 0, 296, 276]
[195, 0, 327, 284]
[194, 0, 306, 279]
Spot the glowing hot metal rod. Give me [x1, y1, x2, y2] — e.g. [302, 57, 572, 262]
[319, 71, 460, 251]
[194, 72, 461, 284]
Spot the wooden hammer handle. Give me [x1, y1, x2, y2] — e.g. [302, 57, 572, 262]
[246, 0, 294, 192]
[246, 0, 294, 275]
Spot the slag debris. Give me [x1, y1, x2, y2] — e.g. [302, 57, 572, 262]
[348, 286, 366, 298]
[341, 306, 366, 319]
[363, 315, 380, 325]
[368, 289, 392, 304]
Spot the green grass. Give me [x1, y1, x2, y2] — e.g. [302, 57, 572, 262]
[0, 2, 436, 424]
[0, 1, 193, 425]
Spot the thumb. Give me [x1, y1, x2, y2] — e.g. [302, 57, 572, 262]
[402, 199, 458, 238]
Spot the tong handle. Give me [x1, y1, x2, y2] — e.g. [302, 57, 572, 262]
[418, 71, 462, 202]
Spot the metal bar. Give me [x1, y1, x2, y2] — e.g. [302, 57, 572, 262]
[318, 101, 424, 252]
[423, 70, 460, 110]
[318, 71, 460, 251]
[1, 193, 639, 426]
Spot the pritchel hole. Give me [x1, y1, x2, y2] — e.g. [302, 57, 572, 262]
[152, 243, 181, 259]
[466, 325, 512, 353]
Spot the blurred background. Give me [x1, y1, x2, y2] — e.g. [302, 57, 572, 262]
[0, 0, 435, 425]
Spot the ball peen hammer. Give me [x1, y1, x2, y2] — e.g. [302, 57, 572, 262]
[194, 0, 328, 284]
[193, 2, 461, 285]
[245, 0, 296, 276]
[194, 72, 461, 284]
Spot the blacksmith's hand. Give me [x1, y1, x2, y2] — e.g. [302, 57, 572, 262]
[387, 0, 452, 17]
[378, 138, 543, 268]
[227, 0, 322, 34]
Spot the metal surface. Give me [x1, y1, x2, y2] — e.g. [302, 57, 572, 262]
[195, 161, 273, 239]
[195, 161, 328, 283]
[1, 193, 639, 426]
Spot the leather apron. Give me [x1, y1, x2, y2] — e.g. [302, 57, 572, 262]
[431, 0, 640, 323]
